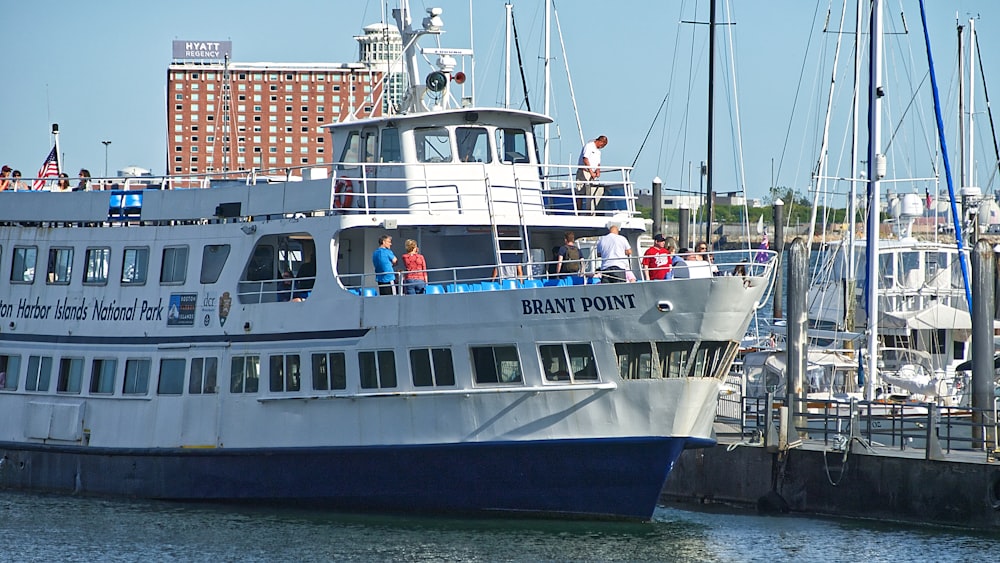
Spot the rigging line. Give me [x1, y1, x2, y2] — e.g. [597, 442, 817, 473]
[552, 1, 585, 148]
[722, 0, 753, 252]
[974, 32, 1000, 191]
[918, 0, 971, 311]
[631, 92, 670, 169]
[510, 11, 532, 112]
[774, 0, 827, 194]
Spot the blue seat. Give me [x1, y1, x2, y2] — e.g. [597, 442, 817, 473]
[426, 284, 444, 294]
[570, 275, 586, 285]
[543, 279, 561, 287]
[123, 192, 143, 216]
[501, 279, 520, 290]
[362, 287, 378, 297]
[480, 281, 500, 291]
[446, 283, 468, 293]
[588, 276, 601, 284]
[523, 279, 543, 289]
[348, 288, 361, 296]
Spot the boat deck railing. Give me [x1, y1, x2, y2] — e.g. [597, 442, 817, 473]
[4, 162, 642, 223]
[236, 249, 778, 303]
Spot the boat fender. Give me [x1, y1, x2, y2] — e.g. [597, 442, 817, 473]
[334, 178, 354, 209]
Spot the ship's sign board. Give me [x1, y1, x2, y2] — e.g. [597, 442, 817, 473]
[172, 40, 232, 61]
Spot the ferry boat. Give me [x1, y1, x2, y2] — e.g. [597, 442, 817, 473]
[0, 4, 774, 520]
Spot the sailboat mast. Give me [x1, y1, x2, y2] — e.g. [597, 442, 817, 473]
[705, 0, 717, 246]
[543, 0, 551, 167]
[504, 3, 512, 109]
[846, 0, 863, 332]
[968, 18, 976, 189]
[864, 0, 884, 401]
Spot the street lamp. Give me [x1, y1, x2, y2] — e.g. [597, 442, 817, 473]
[101, 140, 112, 177]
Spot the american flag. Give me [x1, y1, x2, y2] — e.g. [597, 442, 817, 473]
[31, 147, 59, 190]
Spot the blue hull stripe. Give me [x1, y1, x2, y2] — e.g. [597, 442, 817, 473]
[0, 437, 695, 520]
[0, 328, 369, 346]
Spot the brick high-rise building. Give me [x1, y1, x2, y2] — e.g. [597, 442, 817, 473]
[167, 50, 386, 177]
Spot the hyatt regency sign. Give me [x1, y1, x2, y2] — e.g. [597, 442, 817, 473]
[172, 40, 232, 61]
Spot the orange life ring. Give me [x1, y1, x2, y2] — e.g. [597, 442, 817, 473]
[334, 178, 354, 209]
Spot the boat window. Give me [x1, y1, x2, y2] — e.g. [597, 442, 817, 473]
[47, 247, 73, 285]
[687, 342, 737, 378]
[84, 248, 111, 285]
[380, 127, 401, 163]
[359, 350, 397, 389]
[878, 252, 894, 289]
[0, 354, 20, 391]
[157, 358, 186, 395]
[122, 247, 150, 285]
[337, 130, 361, 168]
[189, 357, 219, 394]
[269, 354, 301, 392]
[409, 348, 456, 387]
[615, 342, 653, 380]
[89, 359, 117, 394]
[925, 251, 946, 283]
[414, 127, 452, 163]
[312, 352, 347, 391]
[471, 345, 522, 384]
[230, 355, 260, 393]
[456, 127, 491, 163]
[56, 358, 84, 394]
[160, 246, 189, 284]
[540, 343, 598, 382]
[11, 246, 37, 283]
[495, 128, 529, 164]
[655, 342, 693, 378]
[123, 359, 151, 395]
[25, 356, 52, 392]
[200, 244, 231, 284]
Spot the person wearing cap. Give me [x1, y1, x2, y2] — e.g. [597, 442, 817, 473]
[595, 222, 631, 283]
[0, 165, 11, 191]
[642, 234, 673, 281]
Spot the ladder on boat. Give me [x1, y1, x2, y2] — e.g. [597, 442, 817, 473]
[485, 177, 531, 278]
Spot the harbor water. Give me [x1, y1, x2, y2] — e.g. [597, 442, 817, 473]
[1, 491, 995, 562]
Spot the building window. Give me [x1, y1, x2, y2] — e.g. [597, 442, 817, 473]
[358, 350, 396, 389]
[409, 348, 455, 387]
[157, 358, 186, 395]
[230, 355, 260, 393]
[471, 345, 522, 384]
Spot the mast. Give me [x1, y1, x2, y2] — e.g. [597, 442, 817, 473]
[543, 0, 551, 167]
[864, 0, 884, 401]
[958, 21, 965, 188]
[705, 0, 716, 246]
[504, 3, 512, 109]
[968, 18, 976, 190]
[846, 0, 863, 332]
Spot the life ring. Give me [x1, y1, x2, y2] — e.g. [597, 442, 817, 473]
[334, 178, 353, 209]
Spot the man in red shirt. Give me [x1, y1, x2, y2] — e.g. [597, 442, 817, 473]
[642, 234, 673, 280]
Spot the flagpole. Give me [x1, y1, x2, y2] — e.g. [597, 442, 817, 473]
[52, 123, 62, 176]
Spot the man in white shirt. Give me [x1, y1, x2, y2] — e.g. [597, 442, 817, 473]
[576, 135, 608, 212]
[596, 222, 632, 283]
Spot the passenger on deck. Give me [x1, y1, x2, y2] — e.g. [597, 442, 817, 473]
[641, 234, 672, 280]
[51, 173, 72, 192]
[555, 231, 582, 277]
[401, 239, 428, 295]
[372, 234, 398, 295]
[695, 240, 719, 275]
[0, 165, 11, 191]
[596, 222, 631, 283]
[74, 169, 91, 191]
[576, 136, 607, 213]
[293, 245, 316, 301]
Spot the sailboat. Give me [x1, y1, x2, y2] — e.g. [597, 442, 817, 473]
[743, 0, 982, 408]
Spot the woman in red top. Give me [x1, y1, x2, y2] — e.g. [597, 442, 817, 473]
[401, 239, 428, 294]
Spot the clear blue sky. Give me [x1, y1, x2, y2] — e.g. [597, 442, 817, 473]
[1, 0, 997, 201]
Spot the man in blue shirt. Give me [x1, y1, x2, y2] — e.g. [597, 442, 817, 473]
[372, 235, 398, 295]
